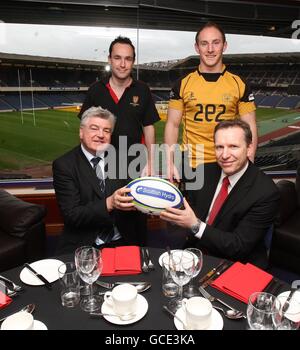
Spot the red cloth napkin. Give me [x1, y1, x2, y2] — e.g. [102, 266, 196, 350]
[101, 246, 142, 276]
[0, 291, 12, 309]
[211, 262, 273, 304]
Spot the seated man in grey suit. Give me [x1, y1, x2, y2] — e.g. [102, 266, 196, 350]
[160, 119, 280, 268]
[53, 106, 140, 254]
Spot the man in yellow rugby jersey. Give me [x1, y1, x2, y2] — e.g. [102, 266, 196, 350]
[164, 22, 257, 200]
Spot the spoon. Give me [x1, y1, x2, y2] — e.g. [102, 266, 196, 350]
[0, 303, 35, 323]
[90, 311, 136, 321]
[213, 306, 246, 320]
[134, 282, 151, 293]
[96, 281, 151, 293]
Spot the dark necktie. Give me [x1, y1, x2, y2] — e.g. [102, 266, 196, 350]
[207, 176, 230, 225]
[91, 157, 105, 193]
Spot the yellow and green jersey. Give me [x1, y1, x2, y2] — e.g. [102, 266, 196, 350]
[168, 65, 256, 167]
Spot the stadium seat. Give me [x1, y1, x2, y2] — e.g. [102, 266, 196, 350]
[0, 190, 47, 272]
[270, 168, 300, 274]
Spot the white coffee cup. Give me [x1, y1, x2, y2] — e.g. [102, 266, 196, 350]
[182, 297, 212, 330]
[104, 283, 137, 320]
[1, 311, 34, 330]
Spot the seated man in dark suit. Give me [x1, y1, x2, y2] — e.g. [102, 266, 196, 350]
[160, 119, 280, 268]
[53, 106, 140, 254]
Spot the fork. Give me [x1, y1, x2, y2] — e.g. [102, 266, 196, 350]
[141, 248, 149, 273]
[0, 280, 18, 297]
[0, 275, 23, 292]
[145, 248, 155, 270]
[96, 281, 115, 289]
[199, 286, 244, 315]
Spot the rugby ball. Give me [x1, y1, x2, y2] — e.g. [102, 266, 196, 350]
[126, 177, 183, 215]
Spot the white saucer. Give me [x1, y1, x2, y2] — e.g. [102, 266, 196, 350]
[158, 250, 198, 268]
[174, 307, 223, 330]
[278, 290, 300, 302]
[101, 294, 148, 325]
[20, 259, 65, 286]
[1, 320, 47, 330]
[277, 290, 300, 316]
[33, 320, 47, 330]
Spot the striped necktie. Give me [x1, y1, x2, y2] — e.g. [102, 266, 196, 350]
[91, 157, 105, 193]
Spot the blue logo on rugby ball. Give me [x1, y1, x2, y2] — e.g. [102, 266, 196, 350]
[136, 186, 176, 202]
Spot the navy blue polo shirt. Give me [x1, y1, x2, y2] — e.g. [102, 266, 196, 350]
[78, 77, 160, 150]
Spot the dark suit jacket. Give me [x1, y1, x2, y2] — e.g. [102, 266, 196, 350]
[52, 145, 145, 254]
[186, 162, 280, 269]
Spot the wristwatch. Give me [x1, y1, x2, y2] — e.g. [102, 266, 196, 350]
[190, 218, 201, 235]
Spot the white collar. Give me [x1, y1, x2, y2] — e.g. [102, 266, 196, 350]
[81, 144, 104, 163]
[220, 161, 249, 188]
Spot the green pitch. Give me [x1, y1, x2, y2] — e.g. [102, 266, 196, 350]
[0, 108, 298, 171]
[0, 110, 80, 170]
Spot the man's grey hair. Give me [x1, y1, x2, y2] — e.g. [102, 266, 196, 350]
[80, 106, 116, 131]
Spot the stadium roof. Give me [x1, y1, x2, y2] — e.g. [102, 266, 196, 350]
[1, 52, 300, 71]
[173, 52, 300, 69]
[0, 52, 103, 69]
[1, 0, 300, 38]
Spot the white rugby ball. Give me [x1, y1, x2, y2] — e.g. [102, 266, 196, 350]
[126, 177, 183, 215]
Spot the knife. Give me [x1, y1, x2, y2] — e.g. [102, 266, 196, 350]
[282, 287, 298, 313]
[198, 260, 226, 286]
[24, 263, 52, 290]
[201, 261, 232, 288]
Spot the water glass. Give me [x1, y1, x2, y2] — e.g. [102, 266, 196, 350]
[247, 292, 280, 330]
[161, 254, 178, 298]
[58, 261, 80, 308]
[183, 248, 203, 297]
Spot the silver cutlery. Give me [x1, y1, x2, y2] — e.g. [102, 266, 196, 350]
[199, 286, 246, 319]
[90, 311, 136, 321]
[163, 305, 186, 329]
[0, 303, 35, 323]
[24, 263, 52, 290]
[96, 280, 151, 293]
[0, 280, 18, 297]
[282, 287, 299, 312]
[0, 275, 23, 292]
[213, 305, 245, 320]
[141, 248, 149, 273]
[145, 248, 155, 270]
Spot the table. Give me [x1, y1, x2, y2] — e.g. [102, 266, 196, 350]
[0, 248, 289, 331]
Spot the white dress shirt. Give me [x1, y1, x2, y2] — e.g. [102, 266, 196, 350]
[194, 161, 249, 239]
[81, 144, 121, 244]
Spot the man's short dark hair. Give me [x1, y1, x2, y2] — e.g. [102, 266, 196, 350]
[214, 119, 252, 146]
[108, 36, 136, 60]
[195, 22, 226, 44]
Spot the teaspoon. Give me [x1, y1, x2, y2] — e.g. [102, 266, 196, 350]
[214, 306, 245, 319]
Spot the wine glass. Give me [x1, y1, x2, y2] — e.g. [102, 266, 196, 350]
[247, 292, 281, 330]
[168, 250, 195, 312]
[75, 246, 103, 312]
[183, 248, 203, 297]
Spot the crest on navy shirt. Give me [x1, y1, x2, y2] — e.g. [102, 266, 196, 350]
[130, 95, 140, 107]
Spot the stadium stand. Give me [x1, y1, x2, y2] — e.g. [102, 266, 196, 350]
[1, 51, 300, 173]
